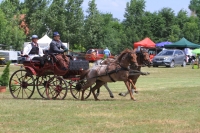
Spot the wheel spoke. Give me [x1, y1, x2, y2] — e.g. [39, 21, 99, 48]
[9, 70, 35, 99]
[46, 76, 67, 100]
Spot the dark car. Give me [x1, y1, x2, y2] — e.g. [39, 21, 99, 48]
[152, 49, 186, 68]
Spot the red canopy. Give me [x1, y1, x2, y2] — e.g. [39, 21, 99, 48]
[133, 37, 156, 48]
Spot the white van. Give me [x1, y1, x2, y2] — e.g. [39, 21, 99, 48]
[0, 50, 18, 63]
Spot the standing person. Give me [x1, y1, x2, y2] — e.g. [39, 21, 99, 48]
[22, 35, 44, 66]
[103, 47, 111, 58]
[48, 32, 69, 70]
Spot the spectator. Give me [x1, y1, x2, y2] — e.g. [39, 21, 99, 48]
[103, 47, 111, 58]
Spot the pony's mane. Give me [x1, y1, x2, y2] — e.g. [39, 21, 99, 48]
[115, 48, 133, 62]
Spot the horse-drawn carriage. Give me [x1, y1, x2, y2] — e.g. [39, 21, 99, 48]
[9, 48, 151, 101]
[9, 53, 91, 100]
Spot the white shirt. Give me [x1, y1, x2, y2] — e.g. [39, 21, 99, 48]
[23, 42, 44, 60]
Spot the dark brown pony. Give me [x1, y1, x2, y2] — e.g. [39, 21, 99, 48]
[80, 49, 138, 100]
[119, 47, 151, 96]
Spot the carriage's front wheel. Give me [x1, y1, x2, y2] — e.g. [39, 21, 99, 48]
[45, 76, 67, 100]
[9, 70, 35, 99]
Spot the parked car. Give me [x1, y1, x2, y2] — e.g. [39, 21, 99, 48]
[85, 49, 114, 62]
[152, 49, 186, 68]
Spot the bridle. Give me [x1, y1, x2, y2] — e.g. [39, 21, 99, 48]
[136, 50, 151, 67]
[118, 51, 138, 69]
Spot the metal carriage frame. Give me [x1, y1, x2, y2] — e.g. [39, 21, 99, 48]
[9, 54, 91, 100]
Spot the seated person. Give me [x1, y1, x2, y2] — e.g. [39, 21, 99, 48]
[91, 49, 97, 57]
[22, 35, 44, 66]
[48, 32, 69, 70]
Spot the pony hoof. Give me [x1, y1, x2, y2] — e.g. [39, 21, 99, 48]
[118, 93, 126, 97]
[135, 91, 139, 94]
[110, 95, 114, 98]
[95, 99, 100, 101]
[95, 93, 99, 97]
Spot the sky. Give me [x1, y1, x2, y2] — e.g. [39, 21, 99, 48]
[82, 0, 191, 21]
[0, 0, 191, 21]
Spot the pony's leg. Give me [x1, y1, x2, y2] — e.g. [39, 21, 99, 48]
[118, 80, 134, 97]
[81, 79, 96, 101]
[96, 88, 100, 97]
[104, 83, 114, 98]
[124, 81, 135, 100]
[96, 83, 114, 98]
[91, 80, 105, 101]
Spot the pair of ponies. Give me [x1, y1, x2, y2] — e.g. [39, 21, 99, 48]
[80, 48, 151, 101]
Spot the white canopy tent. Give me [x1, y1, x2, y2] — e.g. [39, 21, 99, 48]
[24, 34, 69, 50]
[37, 34, 52, 49]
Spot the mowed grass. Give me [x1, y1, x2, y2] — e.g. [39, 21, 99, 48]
[0, 65, 200, 133]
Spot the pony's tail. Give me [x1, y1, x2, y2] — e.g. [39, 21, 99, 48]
[80, 69, 90, 80]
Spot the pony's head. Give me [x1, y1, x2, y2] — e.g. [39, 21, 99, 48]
[116, 48, 138, 68]
[135, 47, 152, 67]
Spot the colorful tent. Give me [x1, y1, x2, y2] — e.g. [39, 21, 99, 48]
[156, 41, 172, 47]
[192, 48, 200, 55]
[164, 38, 200, 48]
[133, 37, 156, 48]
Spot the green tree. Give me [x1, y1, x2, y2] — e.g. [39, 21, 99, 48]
[65, 0, 84, 50]
[182, 16, 200, 43]
[23, 0, 49, 38]
[189, 0, 200, 17]
[122, 0, 146, 48]
[45, 0, 66, 38]
[0, 61, 11, 86]
[83, 0, 102, 49]
[158, 8, 176, 41]
[98, 13, 124, 54]
[0, 0, 25, 50]
[168, 25, 181, 42]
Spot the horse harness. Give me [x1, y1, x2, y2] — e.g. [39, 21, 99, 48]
[104, 52, 135, 82]
[105, 63, 129, 82]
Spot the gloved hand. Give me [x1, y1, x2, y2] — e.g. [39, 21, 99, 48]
[63, 48, 68, 52]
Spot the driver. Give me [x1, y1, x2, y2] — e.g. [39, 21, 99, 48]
[48, 32, 69, 70]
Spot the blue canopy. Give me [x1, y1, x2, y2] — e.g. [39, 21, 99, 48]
[156, 41, 172, 47]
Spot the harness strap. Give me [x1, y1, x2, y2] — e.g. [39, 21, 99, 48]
[106, 66, 129, 82]
[105, 63, 116, 82]
[108, 73, 116, 82]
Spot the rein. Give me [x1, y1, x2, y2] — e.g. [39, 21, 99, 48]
[105, 63, 129, 82]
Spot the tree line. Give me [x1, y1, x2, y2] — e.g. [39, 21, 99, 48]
[0, 0, 199, 54]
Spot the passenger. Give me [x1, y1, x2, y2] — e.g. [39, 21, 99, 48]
[48, 32, 69, 70]
[22, 35, 44, 66]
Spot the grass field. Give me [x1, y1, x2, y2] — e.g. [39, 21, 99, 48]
[0, 65, 200, 133]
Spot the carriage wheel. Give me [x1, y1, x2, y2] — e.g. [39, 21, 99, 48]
[36, 75, 53, 98]
[69, 79, 92, 100]
[45, 76, 67, 100]
[9, 70, 35, 99]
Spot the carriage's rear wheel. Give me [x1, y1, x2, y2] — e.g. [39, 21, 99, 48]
[69, 79, 92, 100]
[9, 70, 35, 99]
[36, 75, 53, 98]
[45, 76, 67, 100]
